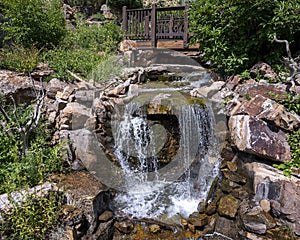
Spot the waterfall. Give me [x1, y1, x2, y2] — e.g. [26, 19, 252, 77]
[113, 102, 159, 190]
[112, 100, 220, 219]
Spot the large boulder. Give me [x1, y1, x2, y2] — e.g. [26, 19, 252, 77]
[235, 82, 288, 101]
[231, 94, 300, 131]
[58, 171, 113, 239]
[245, 162, 300, 236]
[229, 115, 290, 162]
[0, 70, 45, 103]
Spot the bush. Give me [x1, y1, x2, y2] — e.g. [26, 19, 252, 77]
[0, 102, 64, 194]
[0, 45, 39, 73]
[0, 192, 62, 239]
[42, 47, 102, 81]
[0, 0, 66, 48]
[107, 0, 143, 9]
[43, 21, 122, 81]
[189, 0, 300, 75]
[62, 21, 123, 53]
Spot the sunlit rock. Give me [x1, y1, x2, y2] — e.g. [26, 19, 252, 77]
[229, 115, 290, 162]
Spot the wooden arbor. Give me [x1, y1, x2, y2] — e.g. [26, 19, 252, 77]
[122, 4, 195, 49]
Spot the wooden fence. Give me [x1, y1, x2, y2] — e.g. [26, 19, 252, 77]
[122, 4, 189, 48]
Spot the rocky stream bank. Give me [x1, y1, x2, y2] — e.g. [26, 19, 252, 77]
[0, 52, 300, 239]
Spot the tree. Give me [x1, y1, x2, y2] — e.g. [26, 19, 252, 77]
[189, 0, 300, 75]
[0, 0, 66, 49]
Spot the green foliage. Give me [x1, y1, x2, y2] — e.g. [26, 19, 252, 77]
[66, 0, 100, 7]
[63, 21, 123, 53]
[0, 45, 39, 73]
[0, 103, 64, 194]
[107, 0, 143, 9]
[42, 47, 102, 81]
[88, 55, 123, 83]
[0, 0, 66, 49]
[0, 192, 62, 239]
[43, 21, 122, 81]
[189, 0, 300, 75]
[273, 95, 300, 176]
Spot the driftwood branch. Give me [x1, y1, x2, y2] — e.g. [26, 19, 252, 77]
[273, 34, 300, 88]
[0, 76, 45, 156]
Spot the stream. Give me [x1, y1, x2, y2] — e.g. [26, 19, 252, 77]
[109, 49, 222, 222]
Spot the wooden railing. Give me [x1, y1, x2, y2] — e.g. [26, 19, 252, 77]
[122, 4, 189, 48]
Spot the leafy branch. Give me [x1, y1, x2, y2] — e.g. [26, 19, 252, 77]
[0, 77, 45, 156]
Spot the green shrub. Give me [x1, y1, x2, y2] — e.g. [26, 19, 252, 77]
[0, 0, 66, 48]
[43, 20, 122, 81]
[0, 192, 62, 239]
[42, 47, 102, 81]
[0, 102, 64, 194]
[107, 0, 143, 9]
[0, 45, 39, 73]
[273, 95, 300, 176]
[62, 21, 123, 53]
[189, 0, 300, 75]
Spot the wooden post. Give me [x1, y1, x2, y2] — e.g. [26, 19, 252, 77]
[183, 4, 188, 48]
[151, 3, 157, 48]
[122, 6, 128, 38]
[145, 15, 150, 38]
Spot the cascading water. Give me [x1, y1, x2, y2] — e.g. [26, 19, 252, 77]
[111, 98, 220, 220]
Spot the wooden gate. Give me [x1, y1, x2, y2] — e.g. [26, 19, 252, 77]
[122, 4, 190, 49]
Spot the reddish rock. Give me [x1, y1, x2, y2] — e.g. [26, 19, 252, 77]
[232, 95, 300, 131]
[250, 62, 278, 80]
[225, 75, 242, 90]
[229, 115, 290, 162]
[245, 162, 300, 236]
[235, 82, 288, 100]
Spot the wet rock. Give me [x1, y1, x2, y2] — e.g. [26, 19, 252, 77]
[229, 115, 290, 162]
[222, 169, 247, 184]
[227, 161, 238, 172]
[217, 195, 239, 218]
[188, 212, 208, 228]
[190, 81, 225, 98]
[241, 206, 276, 234]
[93, 219, 114, 240]
[128, 84, 139, 97]
[147, 93, 173, 114]
[107, 83, 127, 96]
[206, 203, 217, 216]
[149, 224, 161, 233]
[213, 217, 240, 239]
[197, 201, 207, 214]
[98, 210, 113, 222]
[260, 199, 271, 213]
[231, 94, 300, 131]
[188, 223, 196, 233]
[180, 218, 188, 227]
[114, 220, 134, 234]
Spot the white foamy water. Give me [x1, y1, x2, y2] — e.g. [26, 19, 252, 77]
[112, 101, 220, 220]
